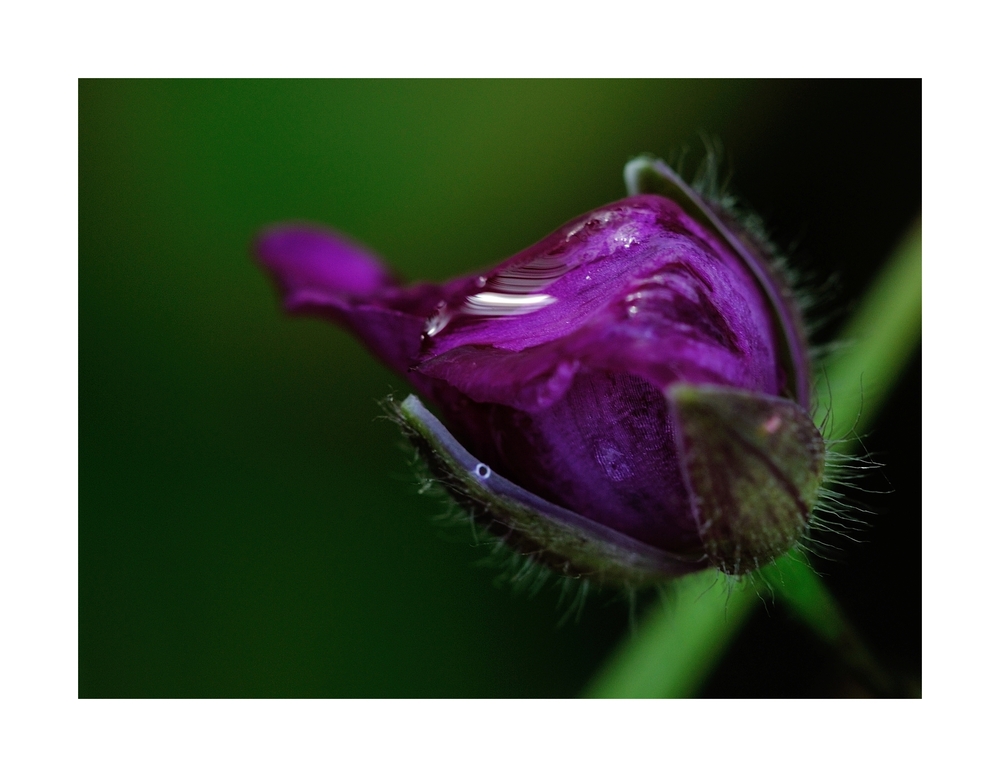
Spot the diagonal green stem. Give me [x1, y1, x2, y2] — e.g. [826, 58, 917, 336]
[584, 218, 921, 698]
[820, 220, 922, 446]
[583, 571, 758, 698]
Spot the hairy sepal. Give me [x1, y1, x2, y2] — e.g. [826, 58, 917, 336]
[393, 394, 708, 587]
[668, 383, 826, 576]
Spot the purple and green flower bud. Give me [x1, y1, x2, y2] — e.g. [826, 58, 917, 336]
[255, 158, 824, 584]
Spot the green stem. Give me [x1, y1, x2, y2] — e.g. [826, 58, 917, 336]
[584, 571, 757, 698]
[821, 220, 922, 445]
[584, 218, 921, 699]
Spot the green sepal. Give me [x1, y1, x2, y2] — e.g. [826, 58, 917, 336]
[668, 383, 826, 575]
[393, 394, 708, 587]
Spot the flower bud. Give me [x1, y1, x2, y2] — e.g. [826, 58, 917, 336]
[256, 158, 824, 583]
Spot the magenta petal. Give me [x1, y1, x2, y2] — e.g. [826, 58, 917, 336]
[256, 224, 397, 306]
[413, 196, 780, 413]
[255, 224, 438, 377]
[417, 344, 580, 412]
[476, 371, 703, 555]
[625, 156, 812, 406]
[560, 250, 780, 395]
[395, 394, 709, 584]
[418, 198, 675, 356]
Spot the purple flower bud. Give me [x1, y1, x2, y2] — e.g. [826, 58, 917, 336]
[256, 159, 824, 584]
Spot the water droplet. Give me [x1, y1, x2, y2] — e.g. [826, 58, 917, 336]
[474, 463, 491, 479]
[486, 253, 570, 294]
[422, 252, 567, 338]
[423, 301, 453, 337]
[612, 223, 640, 247]
[565, 208, 616, 239]
[461, 291, 556, 316]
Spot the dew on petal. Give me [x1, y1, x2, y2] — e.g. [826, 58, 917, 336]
[423, 252, 568, 338]
[612, 223, 640, 247]
[488, 253, 571, 294]
[462, 291, 556, 316]
[566, 209, 616, 238]
[423, 300, 453, 337]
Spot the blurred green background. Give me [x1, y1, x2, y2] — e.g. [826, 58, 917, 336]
[79, 80, 921, 697]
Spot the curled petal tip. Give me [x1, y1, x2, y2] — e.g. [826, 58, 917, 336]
[255, 224, 397, 307]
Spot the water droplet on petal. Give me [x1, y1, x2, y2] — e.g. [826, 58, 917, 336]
[461, 291, 556, 316]
[613, 223, 640, 247]
[423, 253, 567, 337]
[423, 300, 453, 337]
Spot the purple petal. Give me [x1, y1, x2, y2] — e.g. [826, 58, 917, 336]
[415, 195, 780, 412]
[395, 394, 708, 584]
[465, 370, 704, 554]
[256, 224, 397, 306]
[625, 157, 811, 406]
[417, 344, 580, 411]
[256, 224, 444, 378]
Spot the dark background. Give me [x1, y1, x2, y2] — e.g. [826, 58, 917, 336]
[79, 80, 921, 697]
